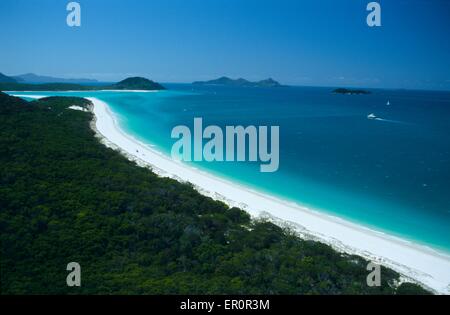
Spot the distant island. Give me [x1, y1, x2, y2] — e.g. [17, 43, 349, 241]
[13, 73, 99, 84]
[332, 88, 371, 95]
[193, 76, 283, 88]
[0, 76, 165, 91]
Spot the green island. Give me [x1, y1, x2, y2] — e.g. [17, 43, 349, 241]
[0, 92, 429, 294]
[193, 76, 283, 88]
[0, 77, 165, 92]
[332, 88, 371, 95]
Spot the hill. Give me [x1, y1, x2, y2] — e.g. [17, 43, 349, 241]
[0, 72, 17, 83]
[13, 73, 98, 84]
[107, 77, 165, 90]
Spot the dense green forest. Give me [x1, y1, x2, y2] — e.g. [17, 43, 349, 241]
[0, 92, 429, 294]
[0, 76, 165, 92]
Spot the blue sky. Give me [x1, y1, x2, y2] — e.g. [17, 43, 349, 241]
[1, 0, 449, 90]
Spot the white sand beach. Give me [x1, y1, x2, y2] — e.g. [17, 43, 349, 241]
[12, 94, 450, 294]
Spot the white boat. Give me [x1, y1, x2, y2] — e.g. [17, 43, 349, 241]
[386, 100, 390, 106]
[367, 113, 377, 120]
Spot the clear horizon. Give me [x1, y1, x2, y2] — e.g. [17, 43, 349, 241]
[1, 0, 450, 90]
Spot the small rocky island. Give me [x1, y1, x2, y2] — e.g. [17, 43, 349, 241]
[332, 88, 371, 95]
[193, 76, 283, 88]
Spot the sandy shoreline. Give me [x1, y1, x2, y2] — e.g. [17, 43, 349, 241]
[12, 94, 450, 294]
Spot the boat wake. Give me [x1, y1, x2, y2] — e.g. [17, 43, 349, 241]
[374, 118, 412, 125]
[367, 113, 411, 125]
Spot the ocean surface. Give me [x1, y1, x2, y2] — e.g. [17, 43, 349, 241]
[10, 85, 450, 252]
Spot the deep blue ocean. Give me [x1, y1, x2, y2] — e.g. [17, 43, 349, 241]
[11, 84, 450, 252]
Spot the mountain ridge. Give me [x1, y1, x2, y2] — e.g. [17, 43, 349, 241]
[13, 73, 98, 84]
[193, 76, 284, 88]
[0, 72, 17, 83]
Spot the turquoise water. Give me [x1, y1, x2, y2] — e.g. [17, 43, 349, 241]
[9, 86, 450, 252]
